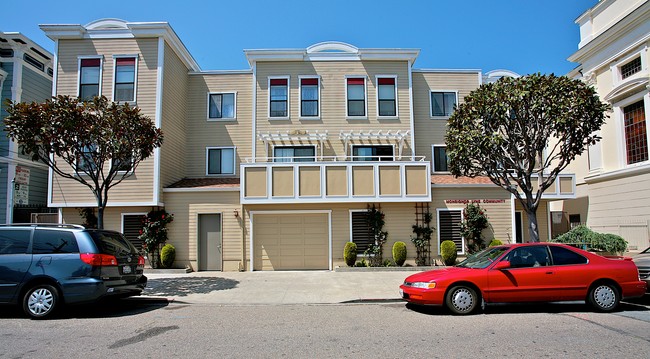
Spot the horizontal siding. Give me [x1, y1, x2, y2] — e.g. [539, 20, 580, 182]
[412, 72, 479, 164]
[160, 42, 189, 188]
[587, 172, 650, 221]
[19, 67, 53, 162]
[255, 61, 412, 159]
[186, 73, 253, 177]
[61, 206, 151, 231]
[52, 38, 160, 204]
[0, 61, 14, 157]
[164, 191, 242, 271]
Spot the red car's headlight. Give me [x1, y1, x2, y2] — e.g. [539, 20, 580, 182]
[410, 281, 437, 289]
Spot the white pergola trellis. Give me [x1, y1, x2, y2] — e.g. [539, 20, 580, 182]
[339, 130, 410, 160]
[257, 130, 329, 160]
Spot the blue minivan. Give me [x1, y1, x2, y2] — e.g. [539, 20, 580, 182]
[0, 224, 147, 318]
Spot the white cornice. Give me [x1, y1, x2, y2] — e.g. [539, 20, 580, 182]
[413, 68, 481, 74]
[40, 19, 200, 71]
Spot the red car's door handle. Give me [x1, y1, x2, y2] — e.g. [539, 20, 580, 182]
[545, 271, 554, 275]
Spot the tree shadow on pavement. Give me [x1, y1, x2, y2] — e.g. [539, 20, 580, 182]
[144, 277, 239, 297]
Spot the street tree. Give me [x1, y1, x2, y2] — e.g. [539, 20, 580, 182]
[4, 95, 163, 229]
[445, 74, 609, 242]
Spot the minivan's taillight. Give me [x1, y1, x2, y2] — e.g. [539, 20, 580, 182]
[80, 253, 118, 266]
[138, 256, 145, 265]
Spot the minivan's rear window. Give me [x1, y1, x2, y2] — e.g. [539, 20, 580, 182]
[33, 230, 79, 254]
[0, 229, 31, 254]
[89, 231, 138, 256]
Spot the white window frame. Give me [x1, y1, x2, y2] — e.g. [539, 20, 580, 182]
[205, 146, 236, 176]
[431, 144, 449, 173]
[437, 208, 465, 255]
[110, 153, 135, 174]
[345, 75, 368, 120]
[207, 91, 237, 121]
[268, 75, 290, 120]
[429, 90, 458, 119]
[611, 46, 647, 86]
[121, 212, 147, 234]
[375, 75, 398, 119]
[77, 55, 103, 100]
[272, 144, 317, 162]
[613, 91, 650, 168]
[111, 54, 138, 103]
[349, 209, 370, 257]
[298, 75, 321, 119]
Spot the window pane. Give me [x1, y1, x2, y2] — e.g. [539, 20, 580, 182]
[271, 101, 287, 117]
[431, 93, 444, 116]
[209, 94, 222, 118]
[347, 84, 364, 100]
[301, 85, 318, 100]
[115, 83, 134, 102]
[0, 230, 30, 254]
[549, 246, 588, 265]
[270, 85, 287, 100]
[379, 100, 396, 116]
[624, 101, 648, 164]
[222, 93, 235, 118]
[115, 65, 135, 83]
[434, 147, 448, 172]
[220, 148, 234, 174]
[80, 84, 99, 100]
[81, 66, 100, 84]
[444, 92, 457, 116]
[302, 101, 318, 117]
[348, 101, 365, 116]
[208, 149, 221, 174]
[294, 147, 315, 162]
[353, 147, 373, 161]
[378, 84, 395, 100]
[32, 230, 79, 254]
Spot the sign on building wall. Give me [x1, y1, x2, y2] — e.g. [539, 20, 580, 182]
[14, 166, 30, 205]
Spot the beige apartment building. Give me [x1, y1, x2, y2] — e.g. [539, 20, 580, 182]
[40, 19, 576, 271]
[552, 0, 650, 251]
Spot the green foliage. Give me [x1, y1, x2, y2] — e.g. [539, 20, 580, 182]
[363, 205, 389, 267]
[411, 210, 433, 266]
[551, 225, 628, 254]
[77, 208, 98, 229]
[139, 209, 174, 267]
[460, 203, 490, 254]
[440, 240, 458, 266]
[445, 74, 610, 243]
[392, 241, 407, 267]
[489, 239, 503, 247]
[160, 244, 176, 268]
[354, 259, 368, 267]
[344, 242, 357, 267]
[4, 95, 164, 229]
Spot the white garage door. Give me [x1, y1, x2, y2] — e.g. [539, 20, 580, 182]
[253, 213, 329, 270]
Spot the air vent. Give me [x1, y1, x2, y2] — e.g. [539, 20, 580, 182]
[23, 53, 45, 71]
[30, 47, 51, 60]
[0, 49, 13, 57]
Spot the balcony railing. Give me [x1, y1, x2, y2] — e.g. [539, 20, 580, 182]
[241, 156, 431, 204]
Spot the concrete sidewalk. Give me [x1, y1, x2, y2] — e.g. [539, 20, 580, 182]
[141, 270, 428, 305]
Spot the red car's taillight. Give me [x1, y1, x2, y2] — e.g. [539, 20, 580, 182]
[80, 253, 118, 266]
[138, 256, 145, 265]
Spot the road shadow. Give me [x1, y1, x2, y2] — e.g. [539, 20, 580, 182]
[144, 277, 239, 297]
[0, 297, 169, 320]
[405, 298, 649, 316]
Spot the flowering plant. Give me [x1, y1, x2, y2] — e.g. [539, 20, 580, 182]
[138, 209, 174, 267]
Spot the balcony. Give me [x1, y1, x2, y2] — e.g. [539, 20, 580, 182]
[531, 173, 576, 199]
[241, 156, 431, 204]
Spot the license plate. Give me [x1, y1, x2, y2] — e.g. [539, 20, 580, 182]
[123, 265, 132, 274]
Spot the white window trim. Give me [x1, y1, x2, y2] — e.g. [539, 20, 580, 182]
[268, 75, 290, 120]
[205, 146, 237, 176]
[272, 144, 317, 162]
[613, 91, 650, 168]
[350, 144, 396, 161]
[121, 212, 147, 234]
[345, 75, 368, 120]
[437, 208, 465, 255]
[77, 55, 103, 99]
[431, 144, 449, 174]
[207, 91, 238, 121]
[429, 90, 458, 119]
[110, 154, 135, 174]
[111, 54, 139, 103]
[298, 75, 321, 120]
[375, 75, 398, 119]
[611, 46, 647, 86]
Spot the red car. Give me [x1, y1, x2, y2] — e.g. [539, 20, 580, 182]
[400, 243, 647, 314]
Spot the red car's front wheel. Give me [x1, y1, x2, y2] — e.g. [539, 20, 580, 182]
[446, 286, 479, 315]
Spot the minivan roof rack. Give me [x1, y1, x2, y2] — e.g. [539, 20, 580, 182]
[0, 223, 86, 229]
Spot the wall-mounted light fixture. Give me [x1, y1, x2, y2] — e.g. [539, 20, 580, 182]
[234, 209, 239, 218]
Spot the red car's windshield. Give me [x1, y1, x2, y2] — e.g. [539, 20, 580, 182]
[457, 246, 508, 269]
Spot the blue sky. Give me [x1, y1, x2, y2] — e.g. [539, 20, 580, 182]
[2, 0, 596, 75]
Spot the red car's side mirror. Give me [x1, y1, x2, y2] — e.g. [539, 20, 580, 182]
[494, 261, 511, 270]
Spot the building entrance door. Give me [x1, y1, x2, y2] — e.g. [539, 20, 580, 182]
[199, 214, 222, 271]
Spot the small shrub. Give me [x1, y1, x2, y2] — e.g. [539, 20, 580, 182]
[392, 241, 407, 266]
[489, 239, 503, 247]
[354, 258, 368, 267]
[344, 242, 357, 267]
[440, 240, 457, 266]
[382, 259, 393, 267]
[160, 244, 176, 268]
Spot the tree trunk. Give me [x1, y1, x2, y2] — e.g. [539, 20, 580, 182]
[96, 204, 104, 229]
[526, 209, 540, 243]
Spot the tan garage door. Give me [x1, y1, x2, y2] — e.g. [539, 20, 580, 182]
[253, 213, 329, 270]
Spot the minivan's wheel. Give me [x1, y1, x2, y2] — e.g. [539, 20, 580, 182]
[588, 282, 620, 312]
[23, 284, 59, 319]
[446, 286, 478, 315]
